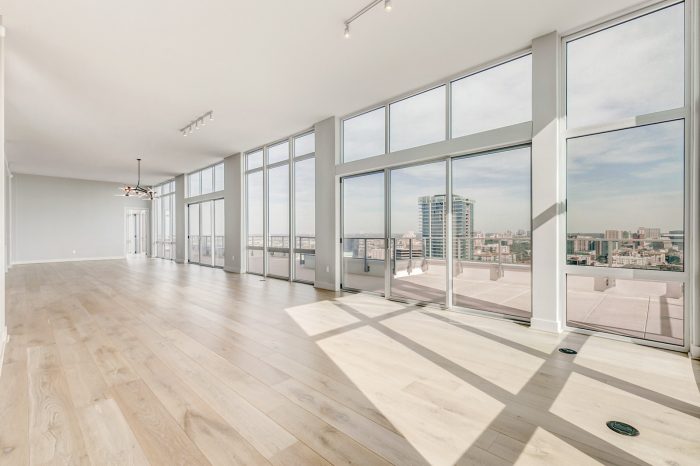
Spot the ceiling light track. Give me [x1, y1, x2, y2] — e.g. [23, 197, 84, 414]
[344, 0, 393, 39]
[180, 110, 214, 137]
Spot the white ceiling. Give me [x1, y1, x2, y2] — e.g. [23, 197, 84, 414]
[1, 0, 645, 185]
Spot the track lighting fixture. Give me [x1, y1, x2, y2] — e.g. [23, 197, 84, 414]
[343, 0, 395, 38]
[180, 110, 214, 137]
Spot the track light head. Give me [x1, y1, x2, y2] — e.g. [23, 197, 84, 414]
[384, 0, 392, 11]
[344, 24, 350, 39]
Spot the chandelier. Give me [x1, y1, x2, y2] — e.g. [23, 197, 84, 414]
[118, 158, 154, 200]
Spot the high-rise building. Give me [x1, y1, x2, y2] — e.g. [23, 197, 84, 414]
[604, 230, 621, 240]
[418, 194, 474, 259]
[638, 227, 661, 240]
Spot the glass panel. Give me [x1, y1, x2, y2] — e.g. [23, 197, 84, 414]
[452, 147, 532, 318]
[169, 195, 176, 260]
[188, 172, 201, 197]
[163, 195, 171, 258]
[247, 150, 263, 170]
[390, 86, 446, 152]
[342, 172, 385, 293]
[188, 203, 200, 263]
[566, 121, 684, 271]
[248, 249, 264, 275]
[390, 161, 446, 304]
[295, 157, 315, 282]
[343, 107, 386, 163]
[161, 183, 170, 195]
[268, 164, 289, 278]
[295, 253, 315, 283]
[294, 133, 315, 157]
[214, 199, 225, 267]
[567, 275, 684, 345]
[451, 55, 532, 138]
[566, 3, 684, 128]
[201, 167, 213, 195]
[268, 251, 290, 278]
[246, 171, 264, 248]
[214, 163, 224, 192]
[200, 201, 213, 266]
[268, 141, 290, 165]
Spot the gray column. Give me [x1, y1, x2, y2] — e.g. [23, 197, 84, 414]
[530, 31, 564, 333]
[314, 117, 340, 290]
[224, 153, 243, 273]
[174, 174, 186, 263]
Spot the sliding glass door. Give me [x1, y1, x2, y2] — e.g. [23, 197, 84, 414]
[188, 199, 224, 268]
[451, 147, 531, 318]
[342, 172, 385, 293]
[188, 203, 200, 263]
[340, 147, 531, 317]
[390, 161, 447, 304]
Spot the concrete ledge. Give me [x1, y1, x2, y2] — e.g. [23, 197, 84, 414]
[530, 317, 563, 334]
[12, 256, 125, 265]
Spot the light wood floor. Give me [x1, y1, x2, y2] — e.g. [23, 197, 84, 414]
[1, 259, 699, 465]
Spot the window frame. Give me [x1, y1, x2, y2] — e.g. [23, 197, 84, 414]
[560, 0, 692, 350]
[244, 128, 315, 282]
[339, 49, 533, 164]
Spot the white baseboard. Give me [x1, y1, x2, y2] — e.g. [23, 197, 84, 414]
[690, 344, 700, 360]
[314, 281, 338, 291]
[530, 317, 563, 334]
[12, 256, 125, 265]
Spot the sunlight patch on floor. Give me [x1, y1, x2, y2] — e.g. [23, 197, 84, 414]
[283, 300, 360, 336]
[550, 371, 700, 466]
[317, 325, 506, 466]
[383, 311, 545, 394]
[575, 336, 700, 409]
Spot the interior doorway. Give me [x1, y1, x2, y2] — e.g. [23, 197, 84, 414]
[126, 208, 149, 256]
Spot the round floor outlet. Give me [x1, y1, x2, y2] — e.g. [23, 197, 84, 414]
[606, 421, 640, 437]
[558, 348, 578, 355]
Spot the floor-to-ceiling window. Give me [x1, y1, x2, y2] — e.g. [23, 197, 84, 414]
[294, 132, 316, 283]
[339, 52, 532, 315]
[564, 1, 687, 346]
[245, 130, 315, 282]
[246, 150, 264, 274]
[152, 180, 176, 260]
[186, 162, 225, 268]
[267, 142, 290, 278]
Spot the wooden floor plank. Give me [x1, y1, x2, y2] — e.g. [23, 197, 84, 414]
[27, 345, 90, 466]
[112, 379, 211, 466]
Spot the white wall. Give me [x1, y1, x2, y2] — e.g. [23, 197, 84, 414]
[12, 173, 149, 263]
[0, 17, 6, 358]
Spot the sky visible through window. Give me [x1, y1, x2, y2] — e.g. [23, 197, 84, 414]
[566, 3, 684, 128]
[567, 120, 684, 233]
[343, 147, 530, 237]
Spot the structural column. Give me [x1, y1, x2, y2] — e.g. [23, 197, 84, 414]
[0, 18, 6, 357]
[530, 31, 563, 333]
[314, 117, 340, 290]
[174, 174, 186, 263]
[224, 152, 244, 273]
